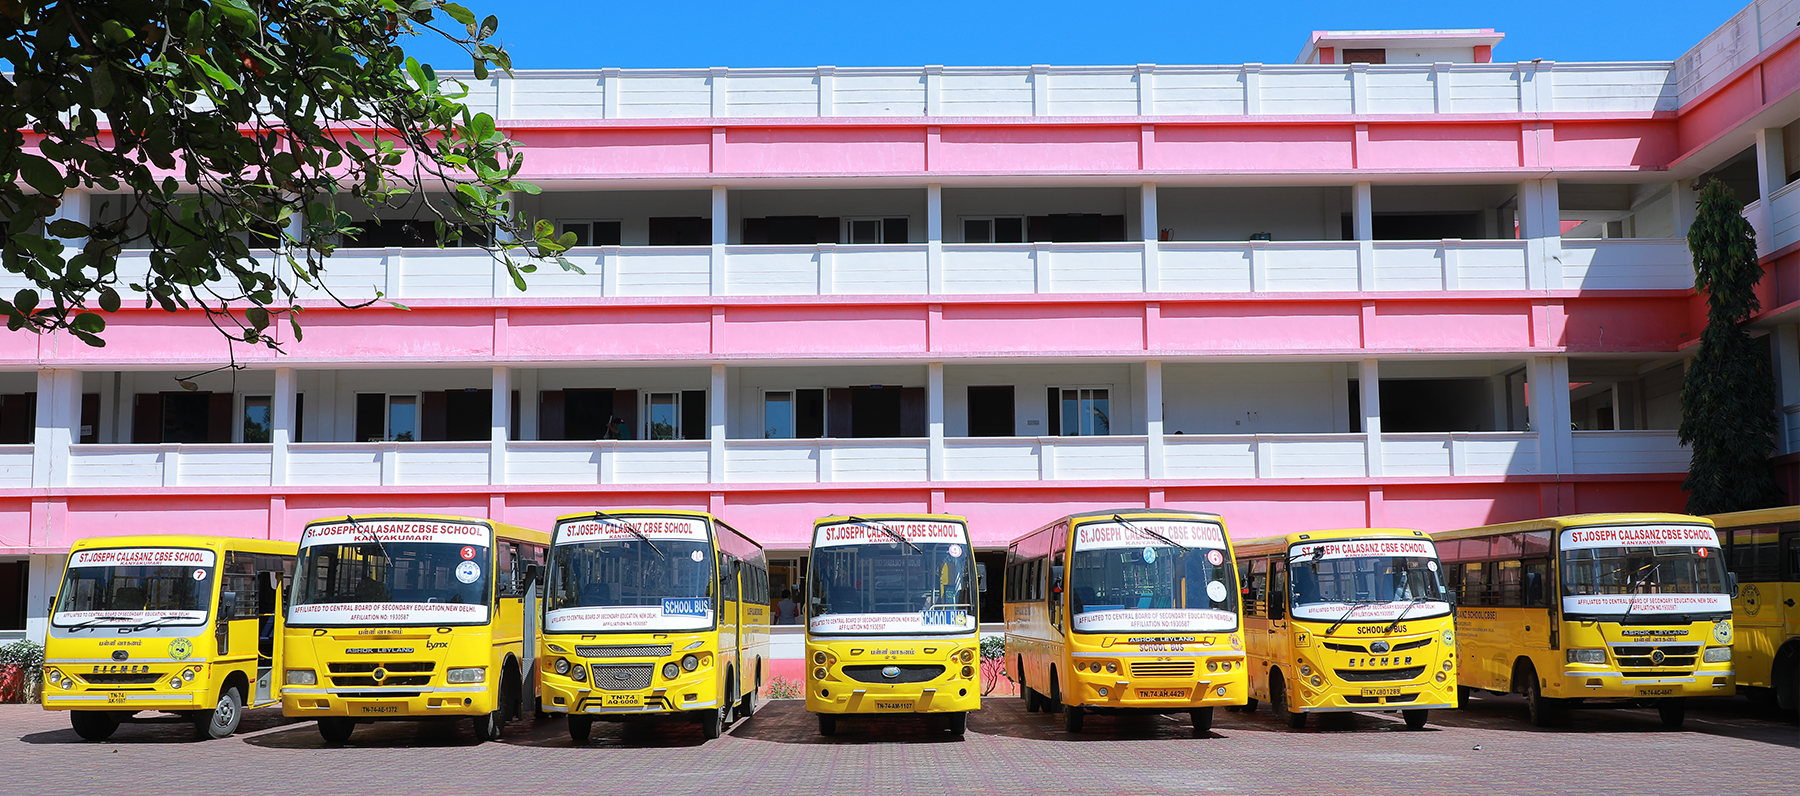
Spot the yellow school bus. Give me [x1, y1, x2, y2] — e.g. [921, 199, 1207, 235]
[1704, 506, 1799, 715]
[281, 515, 548, 743]
[1004, 508, 1247, 735]
[539, 509, 770, 742]
[43, 535, 296, 741]
[1435, 513, 1735, 728]
[1234, 528, 1456, 730]
[806, 513, 980, 736]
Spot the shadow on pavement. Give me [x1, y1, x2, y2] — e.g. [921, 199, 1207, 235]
[21, 708, 299, 745]
[1416, 692, 1800, 747]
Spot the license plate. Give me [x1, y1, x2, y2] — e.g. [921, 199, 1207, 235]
[354, 702, 402, 715]
[1137, 688, 1189, 699]
[602, 693, 642, 708]
[106, 692, 126, 705]
[871, 699, 914, 711]
[1359, 687, 1404, 697]
[1636, 687, 1678, 698]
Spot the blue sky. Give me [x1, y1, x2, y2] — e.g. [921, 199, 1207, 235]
[410, 0, 1749, 70]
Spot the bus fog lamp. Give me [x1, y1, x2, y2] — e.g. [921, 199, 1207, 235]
[1703, 648, 1732, 663]
[1097, 687, 1109, 697]
[570, 665, 587, 683]
[169, 678, 183, 689]
[813, 667, 828, 681]
[1309, 675, 1323, 687]
[1105, 662, 1117, 673]
[285, 669, 316, 686]
[447, 667, 486, 684]
[682, 654, 699, 672]
[1215, 686, 1227, 696]
[1207, 660, 1218, 672]
[663, 663, 680, 680]
[1565, 648, 1606, 664]
[1298, 663, 1312, 677]
[812, 651, 828, 665]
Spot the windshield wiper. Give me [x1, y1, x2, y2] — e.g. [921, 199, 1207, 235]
[1325, 600, 1379, 636]
[345, 515, 398, 587]
[1619, 562, 1661, 624]
[1381, 597, 1432, 636]
[1113, 514, 1188, 551]
[123, 615, 186, 633]
[63, 616, 136, 633]
[582, 511, 665, 559]
[848, 516, 921, 554]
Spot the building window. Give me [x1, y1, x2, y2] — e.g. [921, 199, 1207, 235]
[962, 217, 1024, 243]
[762, 389, 826, 439]
[967, 386, 1015, 437]
[356, 393, 417, 442]
[0, 559, 25, 631]
[558, 220, 622, 247]
[243, 396, 271, 444]
[1048, 387, 1110, 436]
[644, 390, 708, 441]
[846, 217, 909, 244]
[647, 216, 710, 246]
[132, 392, 232, 444]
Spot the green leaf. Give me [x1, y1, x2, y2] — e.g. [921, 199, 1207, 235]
[16, 154, 63, 197]
[71, 312, 106, 333]
[13, 289, 39, 314]
[98, 287, 121, 313]
[188, 53, 242, 92]
[92, 62, 114, 106]
[246, 306, 270, 329]
[442, 3, 478, 24]
[471, 112, 495, 141]
[480, 15, 499, 38]
[47, 219, 90, 238]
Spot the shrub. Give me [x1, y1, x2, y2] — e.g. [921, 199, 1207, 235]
[764, 674, 802, 700]
[0, 640, 45, 704]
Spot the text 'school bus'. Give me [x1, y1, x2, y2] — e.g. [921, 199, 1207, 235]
[1234, 528, 1456, 731]
[44, 535, 296, 741]
[280, 515, 549, 744]
[539, 510, 771, 742]
[1004, 508, 1247, 735]
[1703, 506, 1800, 716]
[806, 514, 981, 737]
[1434, 513, 1736, 728]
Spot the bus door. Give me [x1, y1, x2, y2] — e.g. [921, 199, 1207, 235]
[1244, 558, 1270, 662]
[1520, 559, 1553, 653]
[1784, 528, 1800, 642]
[1268, 558, 1289, 645]
[255, 570, 283, 703]
[721, 553, 742, 685]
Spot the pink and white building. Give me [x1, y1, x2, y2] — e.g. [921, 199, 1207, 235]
[8, 1, 1800, 648]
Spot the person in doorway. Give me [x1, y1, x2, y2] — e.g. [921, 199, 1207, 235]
[604, 416, 631, 441]
[775, 589, 797, 625]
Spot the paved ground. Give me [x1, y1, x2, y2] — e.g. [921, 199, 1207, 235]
[5, 692, 1794, 796]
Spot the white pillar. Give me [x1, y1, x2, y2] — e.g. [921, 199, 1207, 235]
[1672, 179, 1699, 240]
[927, 184, 943, 294]
[31, 369, 81, 488]
[710, 186, 728, 295]
[516, 368, 539, 441]
[1528, 356, 1574, 473]
[271, 367, 294, 486]
[490, 366, 510, 485]
[1519, 179, 1563, 289]
[1757, 127, 1789, 203]
[1141, 183, 1159, 292]
[1352, 182, 1374, 289]
[928, 362, 944, 481]
[1359, 359, 1382, 477]
[1773, 325, 1800, 454]
[1145, 360, 1164, 479]
[709, 364, 727, 483]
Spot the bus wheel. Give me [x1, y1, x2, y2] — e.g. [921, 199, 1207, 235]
[1271, 674, 1305, 729]
[1062, 703, 1084, 733]
[194, 686, 243, 740]
[1656, 698, 1686, 729]
[1456, 686, 1473, 709]
[473, 708, 504, 742]
[739, 686, 757, 721]
[1522, 665, 1564, 727]
[817, 713, 837, 737]
[1190, 707, 1214, 735]
[946, 711, 967, 736]
[316, 717, 355, 744]
[699, 703, 725, 740]
[1242, 697, 1258, 714]
[70, 711, 119, 742]
[1403, 709, 1429, 730]
[567, 715, 593, 744]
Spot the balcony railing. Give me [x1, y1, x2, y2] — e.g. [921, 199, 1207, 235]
[36, 430, 1687, 489]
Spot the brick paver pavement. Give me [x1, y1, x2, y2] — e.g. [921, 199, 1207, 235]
[4, 693, 1793, 796]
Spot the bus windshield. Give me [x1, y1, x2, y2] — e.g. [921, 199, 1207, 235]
[1068, 518, 1238, 632]
[1558, 524, 1729, 617]
[52, 547, 216, 628]
[1288, 538, 1448, 622]
[289, 519, 493, 626]
[809, 519, 975, 635]
[546, 515, 716, 633]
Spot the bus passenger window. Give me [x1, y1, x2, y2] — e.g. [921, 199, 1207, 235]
[1522, 560, 1548, 607]
[1462, 562, 1490, 605]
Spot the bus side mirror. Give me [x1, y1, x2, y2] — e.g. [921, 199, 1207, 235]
[523, 563, 542, 589]
[976, 563, 988, 593]
[1728, 572, 1740, 599]
[218, 591, 238, 622]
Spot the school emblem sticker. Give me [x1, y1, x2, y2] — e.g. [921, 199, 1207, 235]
[168, 638, 193, 660]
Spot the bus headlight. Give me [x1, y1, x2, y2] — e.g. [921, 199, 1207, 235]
[1435, 671, 1447, 683]
[813, 667, 828, 681]
[446, 668, 486, 684]
[1298, 663, 1312, 677]
[960, 649, 975, 664]
[182, 668, 196, 682]
[46, 668, 63, 687]
[570, 665, 588, 682]
[682, 654, 699, 672]
[961, 665, 974, 679]
[285, 669, 316, 686]
[663, 663, 680, 680]
[1105, 662, 1117, 673]
[1703, 648, 1732, 663]
[813, 651, 828, 665]
[169, 678, 184, 689]
[554, 658, 571, 676]
[1565, 649, 1606, 664]
[1309, 675, 1324, 687]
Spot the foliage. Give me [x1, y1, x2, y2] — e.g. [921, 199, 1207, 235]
[763, 674, 801, 700]
[979, 634, 1005, 660]
[0, 0, 577, 349]
[1679, 177, 1785, 514]
[0, 639, 45, 703]
[979, 635, 1009, 696]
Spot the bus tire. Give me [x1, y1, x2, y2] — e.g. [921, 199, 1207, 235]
[817, 713, 836, 736]
[317, 717, 355, 744]
[70, 710, 119, 742]
[1189, 707, 1214, 735]
[1271, 672, 1305, 729]
[1024, 687, 1040, 713]
[473, 708, 504, 742]
[1242, 697, 1258, 713]
[700, 700, 726, 740]
[1403, 709, 1429, 730]
[739, 685, 757, 721]
[1062, 703, 1083, 733]
[567, 715, 593, 744]
[946, 711, 967, 736]
[1457, 685, 1473, 709]
[1522, 664, 1564, 727]
[194, 686, 243, 740]
[1656, 698, 1686, 729]
[1775, 646, 1799, 713]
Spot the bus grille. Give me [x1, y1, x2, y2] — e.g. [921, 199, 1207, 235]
[328, 661, 435, 687]
[1392, 638, 1433, 652]
[1324, 638, 1432, 655]
[1614, 645, 1698, 668]
[1334, 666, 1425, 682]
[1130, 661, 1197, 678]
[842, 665, 945, 684]
[576, 644, 673, 659]
[590, 664, 653, 691]
[81, 673, 163, 685]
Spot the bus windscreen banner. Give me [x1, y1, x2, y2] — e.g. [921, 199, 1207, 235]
[301, 519, 489, 547]
[1071, 521, 1228, 551]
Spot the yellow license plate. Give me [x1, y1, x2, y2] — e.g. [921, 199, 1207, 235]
[1137, 688, 1189, 699]
[602, 693, 642, 708]
[1359, 687, 1404, 697]
[1636, 687, 1679, 698]
[353, 702, 403, 715]
[106, 692, 126, 705]
[870, 699, 914, 711]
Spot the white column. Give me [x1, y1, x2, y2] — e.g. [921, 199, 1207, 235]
[928, 362, 945, 481]
[1352, 182, 1374, 289]
[710, 186, 728, 295]
[1774, 325, 1800, 454]
[271, 367, 294, 486]
[490, 366, 510, 485]
[1140, 183, 1159, 292]
[1757, 127, 1789, 203]
[1519, 180, 1563, 289]
[1672, 179, 1699, 240]
[1360, 359, 1382, 477]
[31, 369, 81, 488]
[1528, 356, 1574, 473]
[709, 364, 726, 483]
[516, 368, 539, 441]
[1146, 360, 1165, 479]
[927, 184, 943, 294]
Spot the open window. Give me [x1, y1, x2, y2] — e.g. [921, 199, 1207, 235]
[763, 388, 826, 439]
[962, 217, 1024, 243]
[133, 392, 233, 443]
[1046, 387, 1110, 436]
[967, 386, 1015, 437]
[648, 216, 710, 245]
[845, 217, 909, 244]
[540, 388, 638, 440]
[644, 390, 707, 441]
[557, 220, 623, 247]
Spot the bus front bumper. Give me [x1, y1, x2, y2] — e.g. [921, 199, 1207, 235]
[806, 681, 980, 715]
[1557, 669, 1736, 699]
[281, 687, 496, 719]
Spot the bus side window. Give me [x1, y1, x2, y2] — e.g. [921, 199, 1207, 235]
[1495, 560, 1523, 606]
[1522, 560, 1549, 607]
[1268, 559, 1286, 620]
[497, 541, 523, 598]
[1246, 558, 1268, 618]
[1462, 562, 1491, 606]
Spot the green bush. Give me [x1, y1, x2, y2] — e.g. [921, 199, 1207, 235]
[980, 635, 1005, 660]
[764, 674, 802, 700]
[0, 639, 45, 704]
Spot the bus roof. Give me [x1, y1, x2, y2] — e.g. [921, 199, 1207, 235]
[302, 514, 549, 545]
[1431, 512, 1711, 543]
[812, 513, 969, 526]
[1234, 527, 1431, 558]
[1705, 504, 1800, 527]
[66, 535, 298, 556]
[553, 508, 720, 526]
[1005, 507, 1226, 547]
